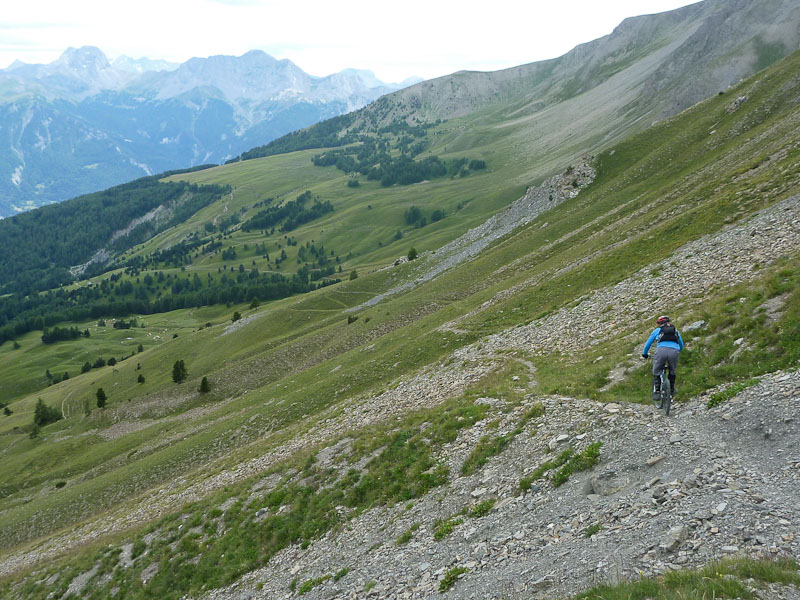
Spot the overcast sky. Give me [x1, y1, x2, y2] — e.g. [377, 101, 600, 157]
[1, 0, 700, 82]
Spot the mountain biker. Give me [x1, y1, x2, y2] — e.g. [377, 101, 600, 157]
[642, 316, 684, 402]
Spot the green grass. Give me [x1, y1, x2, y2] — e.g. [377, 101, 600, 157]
[572, 557, 800, 600]
[519, 442, 603, 490]
[461, 401, 544, 476]
[298, 574, 331, 595]
[2, 394, 490, 599]
[706, 378, 760, 409]
[467, 498, 496, 518]
[552, 442, 602, 487]
[433, 516, 464, 541]
[396, 522, 421, 545]
[439, 567, 469, 593]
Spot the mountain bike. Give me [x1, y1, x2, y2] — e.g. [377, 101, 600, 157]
[645, 356, 672, 416]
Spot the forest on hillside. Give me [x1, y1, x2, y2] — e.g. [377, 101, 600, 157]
[0, 167, 227, 297]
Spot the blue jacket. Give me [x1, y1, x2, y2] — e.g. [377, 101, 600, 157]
[642, 326, 684, 356]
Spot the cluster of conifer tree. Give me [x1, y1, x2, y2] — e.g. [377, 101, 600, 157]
[0, 168, 229, 296]
[241, 191, 334, 232]
[0, 269, 339, 346]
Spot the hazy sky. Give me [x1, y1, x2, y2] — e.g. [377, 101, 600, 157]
[1, 0, 700, 82]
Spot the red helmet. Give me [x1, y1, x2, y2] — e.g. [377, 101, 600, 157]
[657, 316, 670, 325]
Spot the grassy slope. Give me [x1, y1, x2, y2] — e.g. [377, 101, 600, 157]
[1, 49, 800, 598]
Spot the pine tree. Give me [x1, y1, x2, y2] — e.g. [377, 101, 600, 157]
[172, 360, 188, 383]
[34, 398, 61, 426]
[199, 376, 210, 394]
[96, 388, 107, 408]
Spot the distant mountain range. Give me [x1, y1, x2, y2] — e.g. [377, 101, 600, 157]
[0, 47, 418, 216]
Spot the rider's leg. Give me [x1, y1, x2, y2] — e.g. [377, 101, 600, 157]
[664, 348, 679, 397]
[652, 352, 667, 399]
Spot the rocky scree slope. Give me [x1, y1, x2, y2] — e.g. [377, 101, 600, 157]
[203, 370, 800, 600]
[350, 155, 597, 311]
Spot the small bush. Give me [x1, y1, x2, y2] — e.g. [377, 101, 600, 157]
[333, 568, 349, 581]
[584, 523, 603, 537]
[298, 575, 330, 595]
[433, 516, 463, 541]
[407, 247, 418, 261]
[396, 522, 420, 545]
[199, 376, 211, 393]
[131, 539, 147, 559]
[552, 441, 602, 487]
[439, 567, 468, 592]
[520, 447, 574, 491]
[467, 498, 496, 518]
[55, 481, 66, 489]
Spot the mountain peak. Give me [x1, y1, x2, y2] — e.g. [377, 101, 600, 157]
[112, 55, 179, 74]
[56, 46, 111, 71]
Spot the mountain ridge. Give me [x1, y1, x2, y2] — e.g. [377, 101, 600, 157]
[0, 47, 412, 216]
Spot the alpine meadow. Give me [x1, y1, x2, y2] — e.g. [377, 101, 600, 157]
[1, 1, 800, 599]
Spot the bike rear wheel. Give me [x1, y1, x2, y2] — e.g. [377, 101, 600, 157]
[661, 371, 672, 416]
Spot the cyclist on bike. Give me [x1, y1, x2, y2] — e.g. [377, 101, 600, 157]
[642, 316, 685, 401]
